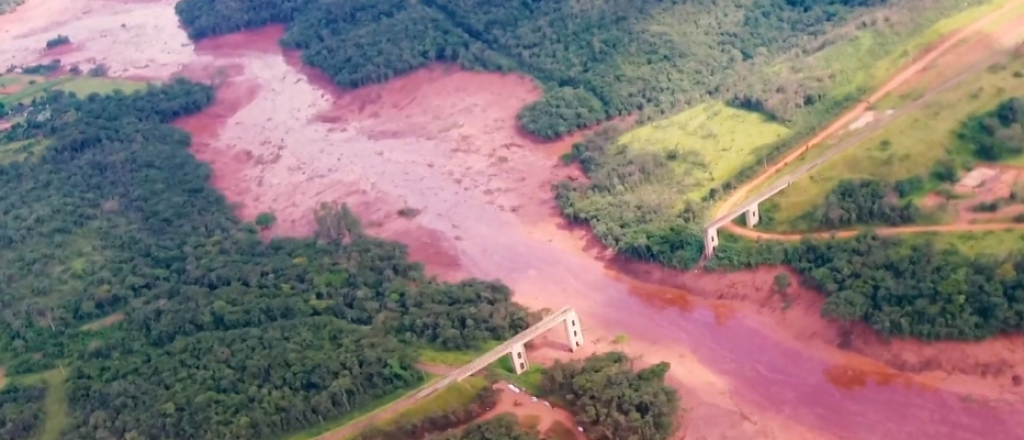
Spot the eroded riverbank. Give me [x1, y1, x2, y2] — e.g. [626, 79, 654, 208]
[1, 1, 1022, 439]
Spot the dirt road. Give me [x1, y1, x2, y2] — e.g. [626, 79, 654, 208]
[715, 0, 1024, 240]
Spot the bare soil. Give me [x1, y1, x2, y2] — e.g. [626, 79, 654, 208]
[80, 312, 126, 331]
[2, 1, 1023, 440]
[472, 382, 583, 439]
[947, 167, 1024, 223]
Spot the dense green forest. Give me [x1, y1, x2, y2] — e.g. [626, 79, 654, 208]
[0, 82, 533, 440]
[707, 233, 1024, 341]
[174, 0, 903, 138]
[541, 352, 679, 440]
[0, 383, 46, 440]
[957, 96, 1024, 161]
[812, 179, 919, 229]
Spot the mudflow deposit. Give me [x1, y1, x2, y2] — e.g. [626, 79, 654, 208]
[3, 0, 1024, 439]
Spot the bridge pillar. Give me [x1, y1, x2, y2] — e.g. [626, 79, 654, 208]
[745, 203, 760, 227]
[563, 309, 584, 352]
[509, 343, 529, 375]
[704, 227, 719, 257]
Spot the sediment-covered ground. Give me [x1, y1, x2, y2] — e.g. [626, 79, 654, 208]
[2, 1, 1024, 439]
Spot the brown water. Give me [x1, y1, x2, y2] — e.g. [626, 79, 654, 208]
[1, 1, 1022, 439]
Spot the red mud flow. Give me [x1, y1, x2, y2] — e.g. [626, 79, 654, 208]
[163, 23, 1020, 440]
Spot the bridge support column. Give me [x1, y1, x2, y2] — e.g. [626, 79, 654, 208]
[704, 227, 719, 258]
[509, 343, 529, 375]
[745, 203, 760, 227]
[563, 309, 584, 351]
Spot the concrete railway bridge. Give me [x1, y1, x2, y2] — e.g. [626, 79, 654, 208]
[702, 177, 794, 257]
[701, 44, 1018, 258]
[412, 306, 584, 400]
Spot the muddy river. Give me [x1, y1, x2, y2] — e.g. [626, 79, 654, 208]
[1, 0, 1022, 439]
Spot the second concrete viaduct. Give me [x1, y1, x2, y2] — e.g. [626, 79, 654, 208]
[703, 177, 794, 257]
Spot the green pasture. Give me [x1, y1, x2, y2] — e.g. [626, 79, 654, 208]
[618, 101, 791, 200]
[765, 54, 1024, 229]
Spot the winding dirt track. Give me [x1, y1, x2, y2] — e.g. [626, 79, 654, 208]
[715, 0, 1024, 241]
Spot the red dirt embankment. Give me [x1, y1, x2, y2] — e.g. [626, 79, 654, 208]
[2, 1, 1024, 440]
[472, 382, 584, 440]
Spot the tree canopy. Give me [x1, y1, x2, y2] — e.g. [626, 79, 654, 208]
[541, 352, 679, 440]
[0, 383, 46, 440]
[958, 96, 1024, 161]
[814, 179, 918, 229]
[0, 80, 533, 440]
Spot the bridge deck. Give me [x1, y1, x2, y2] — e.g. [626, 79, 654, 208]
[412, 306, 574, 400]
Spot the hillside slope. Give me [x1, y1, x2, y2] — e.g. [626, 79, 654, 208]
[174, 0, 939, 139]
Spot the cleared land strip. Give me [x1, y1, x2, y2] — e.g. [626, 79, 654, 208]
[707, 44, 1016, 232]
[714, 0, 1024, 240]
[714, 0, 1024, 219]
[310, 307, 574, 440]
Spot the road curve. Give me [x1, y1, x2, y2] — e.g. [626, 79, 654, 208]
[714, 0, 1024, 240]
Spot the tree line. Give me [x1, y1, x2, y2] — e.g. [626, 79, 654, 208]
[174, 0, 896, 138]
[0, 80, 534, 440]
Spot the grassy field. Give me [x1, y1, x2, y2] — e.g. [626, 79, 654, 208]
[618, 101, 790, 199]
[373, 376, 489, 430]
[418, 342, 500, 367]
[55, 77, 147, 96]
[0, 74, 146, 107]
[491, 356, 545, 396]
[765, 53, 1024, 229]
[0, 139, 48, 164]
[603, 0, 1006, 221]
[277, 379, 432, 440]
[908, 230, 1024, 256]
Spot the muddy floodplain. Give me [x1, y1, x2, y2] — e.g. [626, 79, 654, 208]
[2, 1, 1024, 439]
